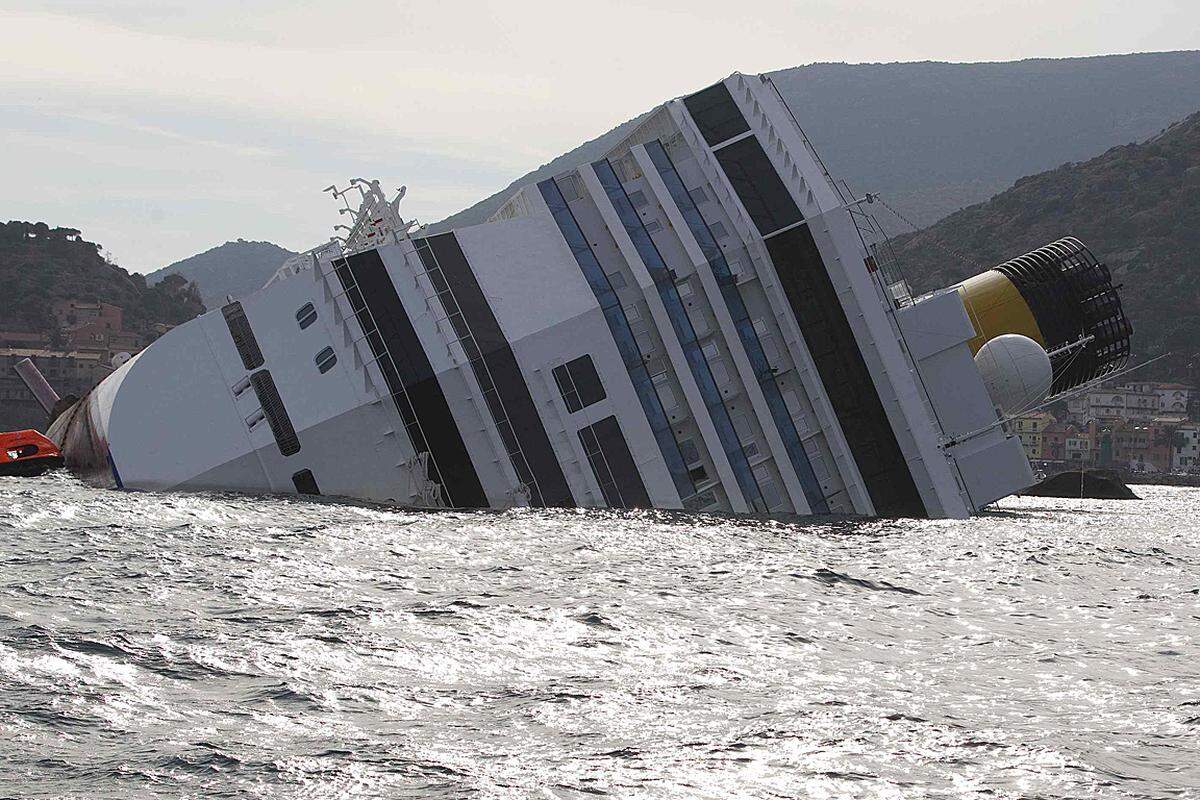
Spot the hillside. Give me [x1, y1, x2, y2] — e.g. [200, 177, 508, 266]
[0, 221, 206, 337]
[429, 114, 650, 234]
[158, 52, 1200, 305]
[436, 50, 1200, 232]
[891, 111, 1200, 381]
[147, 239, 297, 308]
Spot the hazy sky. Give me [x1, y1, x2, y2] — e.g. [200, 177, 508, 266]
[2, 1, 1197, 273]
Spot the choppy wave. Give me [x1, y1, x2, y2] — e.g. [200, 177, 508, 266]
[2, 472, 1198, 798]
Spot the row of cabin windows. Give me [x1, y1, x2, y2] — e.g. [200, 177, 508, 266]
[624, 298, 783, 367]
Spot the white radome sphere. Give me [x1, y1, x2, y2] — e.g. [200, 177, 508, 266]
[974, 334, 1053, 416]
[111, 351, 132, 369]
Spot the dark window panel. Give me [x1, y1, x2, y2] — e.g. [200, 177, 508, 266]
[714, 137, 803, 236]
[684, 82, 751, 147]
[315, 346, 337, 374]
[296, 302, 318, 330]
[553, 354, 606, 414]
[577, 416, 652, 509]
[250, 369, 300, 457]
[292, 469, 320, 495]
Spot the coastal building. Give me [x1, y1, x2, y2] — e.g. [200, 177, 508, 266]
[1155, 384, 1192, 416]
[1066, 423, 1098, 466]
[1011, 411, 1055, 460]
[1109, 419, 1175, 473]
[1039, 420, 1073, 463]
[50, 300, 124, 332]
[1173, 424, 1200, 472]
[1066, 381, 1196, 425]
[63, 323, 143, 357]
[0, 331, 50, 349]
[1122, 381, 1192, 415]
[0, 347, 111, 429]
[1067, 387, 1159, 422]
[0, 348, 109, 400]
[47, 300, 144, 361]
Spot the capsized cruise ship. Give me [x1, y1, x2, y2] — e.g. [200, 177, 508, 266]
[47, 73, 1132, 517]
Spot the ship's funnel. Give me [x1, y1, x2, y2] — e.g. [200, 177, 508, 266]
[951, 237, 1132, 396]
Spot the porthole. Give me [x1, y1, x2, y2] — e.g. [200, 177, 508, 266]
[296, 302, 318, 330]
[315, 346, 337, 374]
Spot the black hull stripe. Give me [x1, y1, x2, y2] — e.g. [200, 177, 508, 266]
[336, 250, 488, 508]
[414, 233, 575, 508]
[764, 227, 925, 517]
[686, 85, 926, 517]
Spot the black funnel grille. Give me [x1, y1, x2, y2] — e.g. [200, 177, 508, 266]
[994, 237, 1132, 395]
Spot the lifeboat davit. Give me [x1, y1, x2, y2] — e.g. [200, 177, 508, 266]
[0, 429, 65, 477]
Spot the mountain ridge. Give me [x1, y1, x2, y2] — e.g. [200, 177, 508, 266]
[146, 239, 297, 309]
[436, 50, 1200, 233]
[146, 51, 1200, 313]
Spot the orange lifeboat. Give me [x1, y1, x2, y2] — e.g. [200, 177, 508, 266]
[0, 430, 64, 477]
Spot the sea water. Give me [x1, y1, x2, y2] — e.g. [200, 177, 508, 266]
[2, 473, 1197, 798]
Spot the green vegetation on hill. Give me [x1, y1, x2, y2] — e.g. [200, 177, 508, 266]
[146, 239, 297, 309]
[0, 221, 206, 339]
[891, 111, 1200, 381]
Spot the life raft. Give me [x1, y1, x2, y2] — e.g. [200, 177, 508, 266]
[0, 429, 65, 477]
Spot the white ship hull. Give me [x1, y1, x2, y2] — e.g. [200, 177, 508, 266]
[54, 73, 1132, 517]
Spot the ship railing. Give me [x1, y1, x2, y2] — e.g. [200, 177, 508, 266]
[845, 198, 915, 310]
[763, 76, 846, 201]
[314, 247, 450, 508]
[406, 237, 542, 507]
[762, 76, 914, 311]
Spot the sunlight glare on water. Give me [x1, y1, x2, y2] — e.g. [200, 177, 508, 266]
[1, 473, 1198, 798]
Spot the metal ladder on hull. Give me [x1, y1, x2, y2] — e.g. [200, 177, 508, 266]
[317, 251, 447, 508]
[405, 237, 543, 507]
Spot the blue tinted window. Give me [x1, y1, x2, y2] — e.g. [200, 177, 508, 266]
[592, 158, 767, 512]
[647, 140, 828, 513]
[539, 178, 693, 500]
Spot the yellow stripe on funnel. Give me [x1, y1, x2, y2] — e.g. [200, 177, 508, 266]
[955, 270, 1046, 354]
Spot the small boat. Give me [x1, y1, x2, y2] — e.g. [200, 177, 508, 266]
[0, 429, 65, 477]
